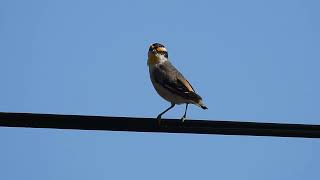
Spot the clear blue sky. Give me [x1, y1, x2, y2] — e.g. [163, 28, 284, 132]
[1, 0, 319, 179]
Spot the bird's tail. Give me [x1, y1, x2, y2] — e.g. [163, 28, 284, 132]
[196, 100, 208, 110]
[200, 104, 208, 110]
[188, 92, 208, 109]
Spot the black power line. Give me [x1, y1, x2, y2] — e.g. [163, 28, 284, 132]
[0, 112, 319, 138]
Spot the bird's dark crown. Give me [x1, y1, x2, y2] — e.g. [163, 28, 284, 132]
[149, 43, 168, 58]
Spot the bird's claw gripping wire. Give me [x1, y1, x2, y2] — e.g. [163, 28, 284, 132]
[156, 115, 162, 125]
[181, 115, 186, 123]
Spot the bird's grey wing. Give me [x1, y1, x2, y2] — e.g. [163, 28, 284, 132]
[153, 62, 202, 101]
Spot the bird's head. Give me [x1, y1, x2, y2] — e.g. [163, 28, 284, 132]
[147, 43, 168, 66]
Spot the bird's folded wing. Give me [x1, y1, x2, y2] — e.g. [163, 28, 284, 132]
[153, 63, 202, 101]
[164, 78, 202, 101]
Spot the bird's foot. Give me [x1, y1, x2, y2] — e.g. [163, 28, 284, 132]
[181, 115, 186, 123]
[156, 115, 162, 125]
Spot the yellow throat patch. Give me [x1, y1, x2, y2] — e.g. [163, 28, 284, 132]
[147, 54, 161, 66]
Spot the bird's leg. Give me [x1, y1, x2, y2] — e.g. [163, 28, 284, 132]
[157, 103, 175, 124]
[181, 103, 189, 122]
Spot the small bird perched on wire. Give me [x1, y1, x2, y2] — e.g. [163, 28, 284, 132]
[147, 43, 207, 123]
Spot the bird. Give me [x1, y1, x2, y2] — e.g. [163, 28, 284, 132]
[147, 43, 207, 123]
